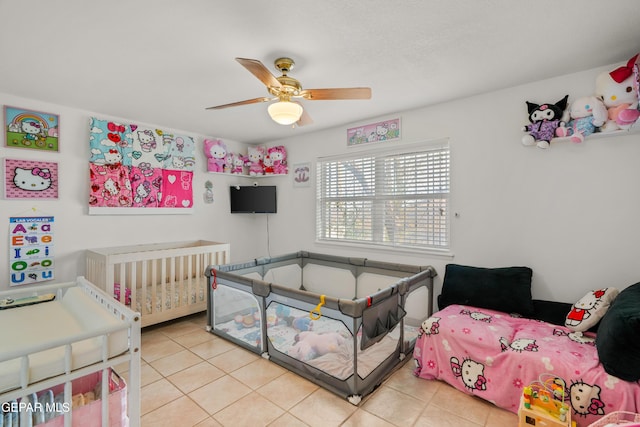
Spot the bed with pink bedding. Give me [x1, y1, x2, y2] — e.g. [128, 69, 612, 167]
[412, 264, 640, 427]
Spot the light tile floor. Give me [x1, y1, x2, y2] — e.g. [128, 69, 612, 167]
[119, 313, 519, 427]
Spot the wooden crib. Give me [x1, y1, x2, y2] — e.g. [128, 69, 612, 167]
[86, 240, 230, 327]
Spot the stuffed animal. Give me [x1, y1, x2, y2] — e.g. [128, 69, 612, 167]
[287, 331, 345, 361]
[203, 139, 227, 173]
[268, 145, 288, 175]
[234, 310, 260, 329]
[285, 315, 313, 332]
[231, 152, 245, 174]
[223, 152, 234, 174]
[522, 95, 569, 149]
[555, 96, 608, 143]
[245, 145, 265, 176]
[565, 288, 619, 332]
[263, 152, 274, 174]
[595, 54, 640, 132]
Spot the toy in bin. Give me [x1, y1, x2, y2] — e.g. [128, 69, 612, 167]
[518, 375, 575, 427]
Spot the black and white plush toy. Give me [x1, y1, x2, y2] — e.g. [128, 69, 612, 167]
[522, 95, 569, 149]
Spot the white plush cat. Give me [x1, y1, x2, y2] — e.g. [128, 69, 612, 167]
[13, 167, 52, 191]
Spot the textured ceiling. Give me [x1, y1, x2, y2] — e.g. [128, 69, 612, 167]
[1, 0, 639, 144]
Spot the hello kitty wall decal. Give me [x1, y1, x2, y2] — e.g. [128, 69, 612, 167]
[347, 117, 401, 147]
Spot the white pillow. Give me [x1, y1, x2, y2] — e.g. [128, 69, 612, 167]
[565, 287, 619, 332]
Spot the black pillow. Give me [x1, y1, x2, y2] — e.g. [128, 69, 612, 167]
[596, 282, 640, 381]
[439, 264, 534, 316]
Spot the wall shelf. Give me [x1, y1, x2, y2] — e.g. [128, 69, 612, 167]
[206, 172, 288, 178]
[88, 207, 194, 215]
[551, 122, 639, 144]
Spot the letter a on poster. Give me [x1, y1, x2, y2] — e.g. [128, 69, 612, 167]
[9, 216, 55, 286]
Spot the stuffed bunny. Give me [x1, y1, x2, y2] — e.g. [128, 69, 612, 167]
[555, 96, 607, 143]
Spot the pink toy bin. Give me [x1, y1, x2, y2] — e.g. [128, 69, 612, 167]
[40, 368, 127, 427]
[588, 411, 640, 427]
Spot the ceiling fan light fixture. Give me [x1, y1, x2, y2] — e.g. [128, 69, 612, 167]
[267, 101, 303, 125]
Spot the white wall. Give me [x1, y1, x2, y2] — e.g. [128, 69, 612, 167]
[3, 63, 639, 305]
[0, 93, 266, 292]
[266, 64, 640, 305]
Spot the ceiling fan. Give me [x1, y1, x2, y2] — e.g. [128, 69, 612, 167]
[206, 57, 372, 126]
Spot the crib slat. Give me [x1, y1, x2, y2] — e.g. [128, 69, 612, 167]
[117, 262, 126, 305]
[152, 258, 158, 315]
[140, 259, 147, 316]
[162, 257, 168, 312]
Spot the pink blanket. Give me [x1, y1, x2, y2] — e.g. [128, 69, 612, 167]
[413, 304, 640, 427]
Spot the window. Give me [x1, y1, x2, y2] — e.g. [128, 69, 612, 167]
[316, 141, 450, 251]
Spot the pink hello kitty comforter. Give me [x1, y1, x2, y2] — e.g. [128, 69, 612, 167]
[413, 304, 640, 427]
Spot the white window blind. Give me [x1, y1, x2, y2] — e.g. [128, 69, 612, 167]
[316, 142, 450, 251]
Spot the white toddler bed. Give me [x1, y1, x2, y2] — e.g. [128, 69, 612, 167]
[0, 277, 141, 426]
[86, 240, 230, 327]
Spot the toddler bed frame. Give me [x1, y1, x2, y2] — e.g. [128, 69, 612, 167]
[0, 277, 141, 426]
[205, 251, 436, 404]
[86, 240, 230, 327]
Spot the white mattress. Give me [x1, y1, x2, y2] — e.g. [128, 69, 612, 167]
[0, 287, 129, 393]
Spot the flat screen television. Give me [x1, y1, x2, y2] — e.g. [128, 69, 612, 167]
[229, 185, 277, 213]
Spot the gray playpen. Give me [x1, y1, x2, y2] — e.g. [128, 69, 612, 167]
[205, 251, 436, 404]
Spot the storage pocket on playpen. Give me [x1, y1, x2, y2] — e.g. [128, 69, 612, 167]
[361, 295, 406, 351]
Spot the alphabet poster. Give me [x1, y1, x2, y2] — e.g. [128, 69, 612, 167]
[9, 216, 54, 286]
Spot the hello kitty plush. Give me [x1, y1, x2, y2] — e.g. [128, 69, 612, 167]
[203, 139, 227, 173]
[245, 145, 265, 176]
[231, 152, 245, 174]
[522, 95, 569, 149]
[268, 145, 288, 175]
[555, 96, 608, 143]
[595, 54, 640, 132]
[263, 153, 274, 174]
[223, 152, 234, 174]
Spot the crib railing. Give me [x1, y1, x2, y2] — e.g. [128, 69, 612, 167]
[0, 277, 141, 427]
[86, 241, 230, 327]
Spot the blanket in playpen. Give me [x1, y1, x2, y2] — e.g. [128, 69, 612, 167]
[413, 304, 640, 427]
[216, 305, 420, 380]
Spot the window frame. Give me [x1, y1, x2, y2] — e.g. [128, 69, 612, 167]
[315, 139, 451, 254]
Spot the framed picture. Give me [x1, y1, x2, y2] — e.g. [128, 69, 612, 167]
[292, 162, 311, 188]
[4, 106, 59, 152]
[347, 117, 401, 146]
[3, 158, 59, 199]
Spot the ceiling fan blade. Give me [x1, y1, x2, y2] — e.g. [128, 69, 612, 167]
[236, 57, 282, 89]
[295, 105, 313, 127]
[206, 97, 272, 110]
[302, 87, 371, 100]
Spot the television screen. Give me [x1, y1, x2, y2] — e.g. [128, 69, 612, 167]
[229, 185, 277, 213]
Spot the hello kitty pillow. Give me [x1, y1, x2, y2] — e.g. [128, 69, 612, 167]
[565, 287, 619, 332]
